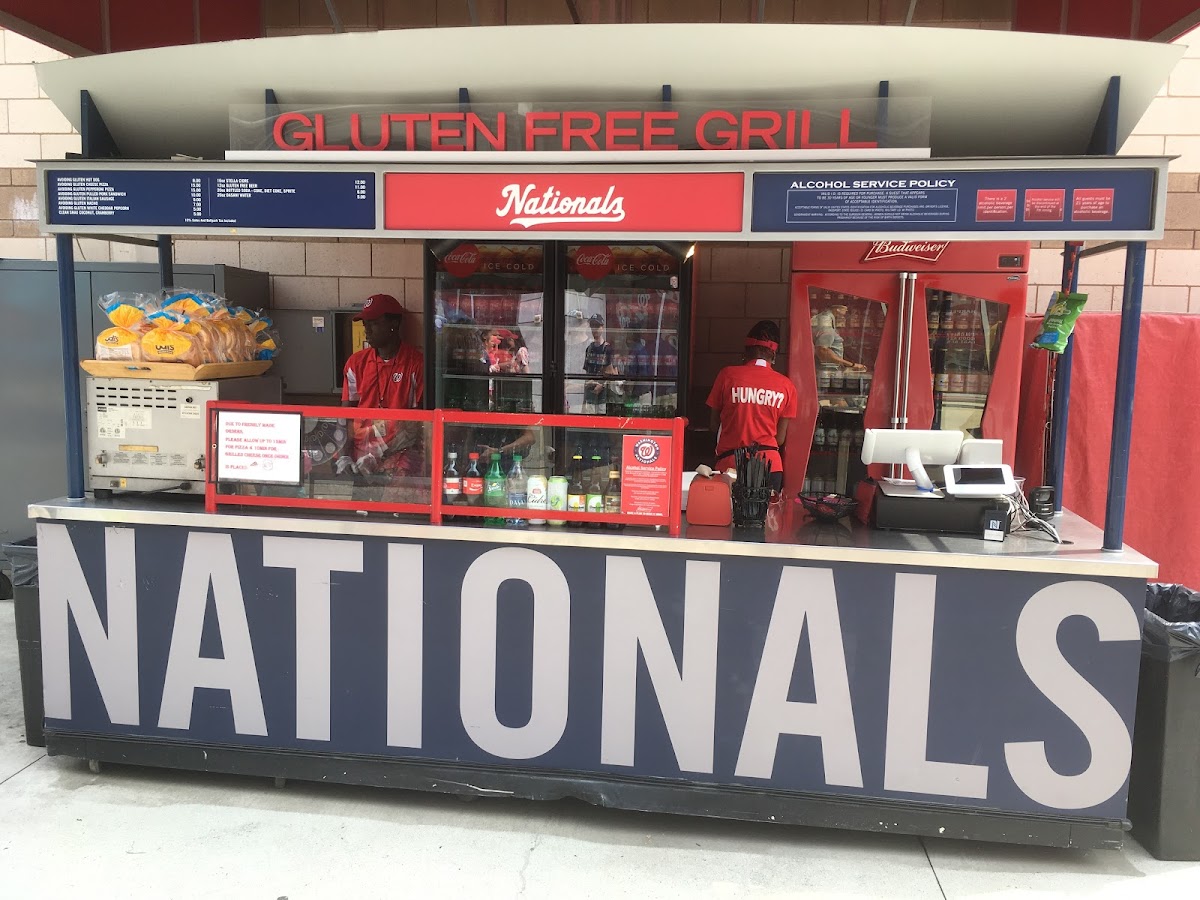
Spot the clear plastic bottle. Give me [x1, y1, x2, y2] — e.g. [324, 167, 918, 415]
[506, 454, 528, 528]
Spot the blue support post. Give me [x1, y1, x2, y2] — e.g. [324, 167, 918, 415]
[157, 235, 174, 288]
[877, 80, 890, 148]
[1103, 242, 1146, 551]
[56, 234, 85, 501]
[1050, 241, 1082, 513]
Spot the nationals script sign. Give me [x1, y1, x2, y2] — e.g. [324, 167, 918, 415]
[383, 172, 745, 233]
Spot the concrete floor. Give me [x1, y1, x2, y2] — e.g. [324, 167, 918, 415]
[2, 599, 1198, 900]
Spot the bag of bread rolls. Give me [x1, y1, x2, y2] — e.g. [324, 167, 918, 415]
[141, 311, 202, 364]
[95, 292, 154, 360]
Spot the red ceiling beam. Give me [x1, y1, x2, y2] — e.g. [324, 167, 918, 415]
[1013, 0, 1200, 40]
[0, 0, 262, 57]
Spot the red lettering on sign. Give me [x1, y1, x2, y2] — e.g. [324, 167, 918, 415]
[388, 113, 429, 151]
[314, 114, 349, 151]
[562, 112, 602, 151]
[465, 111, 505, 151]
[643, 111, 679, 150]
[430, 112, 465, 151]
[839, 107, 879, 149]
[696, 110, 737, 150]
[525, 112, 560, 150]
[741, 111, 782, 150]
[605, 111, 642, 150]
[274, 112, 314, 151]
[798, 110, 836, 150]
[349, 113, 389, 152]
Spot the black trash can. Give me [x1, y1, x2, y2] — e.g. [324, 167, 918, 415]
[2, 537, 43, 748]
[1128, 583, 1200, 861]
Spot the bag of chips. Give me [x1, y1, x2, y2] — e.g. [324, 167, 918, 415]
[1031, 292, 1088, 354]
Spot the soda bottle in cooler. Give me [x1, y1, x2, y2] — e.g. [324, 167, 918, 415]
[443, 451, 462, 519]
[484, 453, 506, 527]
[463, 452, 484, 508]
[505, 454, 528, 528]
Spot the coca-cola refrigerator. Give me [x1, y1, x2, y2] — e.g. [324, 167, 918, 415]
[785, 240, 1029, 497]
[426, 240, 692, 472]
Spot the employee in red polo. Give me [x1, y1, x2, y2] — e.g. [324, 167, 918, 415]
[337, 293, 424, 478]
[706, 320, 797, 494]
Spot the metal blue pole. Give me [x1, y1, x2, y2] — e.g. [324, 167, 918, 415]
[1050, 242, 1082, 513]
[56, 234, 85, 501]
[1103, 241, 1146, 551]
[157, 235, 174, 288]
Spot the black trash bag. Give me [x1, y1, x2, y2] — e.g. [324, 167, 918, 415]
[1142, 583, 1200, 663]
[1, 537, 37, 588]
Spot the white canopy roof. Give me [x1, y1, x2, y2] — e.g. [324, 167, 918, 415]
[35, 23, 1184, 160]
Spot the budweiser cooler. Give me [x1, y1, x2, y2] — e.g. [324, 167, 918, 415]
[786, 240, 1029, 498]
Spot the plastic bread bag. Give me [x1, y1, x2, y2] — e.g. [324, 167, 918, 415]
[1031, 292, 1088, 353]
[255, 328, 281, 361]
[95, 292, 154, 359]
[141, 310, 203, 364]
[162, 289, 220, 321]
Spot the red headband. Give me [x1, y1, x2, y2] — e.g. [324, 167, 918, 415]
[745, 337, 779, 352]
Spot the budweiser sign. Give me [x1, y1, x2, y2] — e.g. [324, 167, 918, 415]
[861, 240, 951, 264]
[497, 184, 624, 228]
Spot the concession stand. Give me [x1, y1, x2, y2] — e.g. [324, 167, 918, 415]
[23, 24, 1183, 849]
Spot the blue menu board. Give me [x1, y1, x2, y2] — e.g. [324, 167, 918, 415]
[751, 168, 1157, 234]
[46, 169, 376, 230]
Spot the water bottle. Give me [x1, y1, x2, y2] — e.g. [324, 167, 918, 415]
[506, 454, 527, 528]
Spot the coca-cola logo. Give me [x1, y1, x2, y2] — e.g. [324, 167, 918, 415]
[861, 240, 950, 264]
[496, 183, 625, 228]
[443, 243, 481, 278]
[575, 245, 614, 280]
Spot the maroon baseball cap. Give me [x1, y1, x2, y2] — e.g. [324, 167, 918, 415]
[354, 294, 404, 320]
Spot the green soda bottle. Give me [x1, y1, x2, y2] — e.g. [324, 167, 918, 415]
[484, 452, 507, 527]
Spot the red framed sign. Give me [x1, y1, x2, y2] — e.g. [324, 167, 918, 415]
[383, 171, 745, 233]
[205, 403, 685, 536]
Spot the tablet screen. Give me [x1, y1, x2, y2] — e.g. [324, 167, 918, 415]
[953, 466, 1007, 485]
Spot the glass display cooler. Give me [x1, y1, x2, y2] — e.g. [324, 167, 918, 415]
[785, 241, 1029, 498]
[426, 240, 692, 471]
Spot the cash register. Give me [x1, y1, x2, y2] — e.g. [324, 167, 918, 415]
[862, 429, 1017, 536]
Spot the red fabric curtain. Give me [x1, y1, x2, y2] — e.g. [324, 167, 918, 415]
[1016, 313, 1200, 588]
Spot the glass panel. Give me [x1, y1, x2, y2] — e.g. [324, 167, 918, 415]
[437, 417, 673, 529]
[563, 244, 682, 416]
[927, 290, 1007, 439]
[431, 242, 544, 412]
[804, 287, 885, 497]
[219, 414, 433, 506]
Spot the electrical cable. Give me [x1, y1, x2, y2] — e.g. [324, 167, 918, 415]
[1004, 488, 1069, 544]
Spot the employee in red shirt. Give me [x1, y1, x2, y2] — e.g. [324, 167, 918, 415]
[706, 320, 798, 494]
[337, 293, 424, 477]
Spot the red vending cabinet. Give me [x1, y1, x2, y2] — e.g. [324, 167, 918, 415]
[786, 241, 1029, 497]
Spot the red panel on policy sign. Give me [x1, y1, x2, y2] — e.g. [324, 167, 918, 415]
[383, 172, 745, 232]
